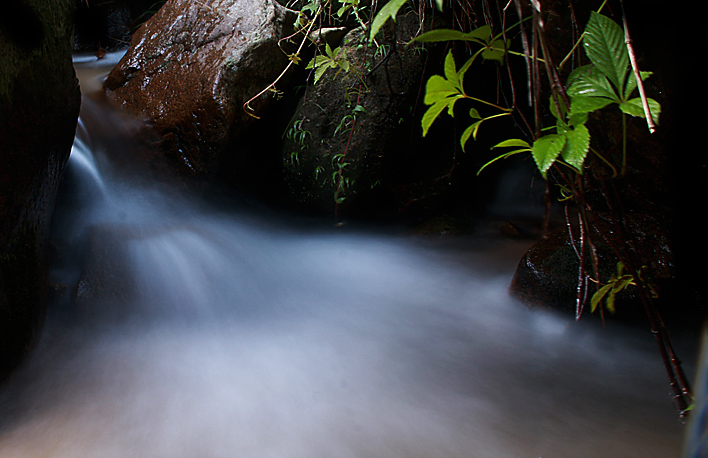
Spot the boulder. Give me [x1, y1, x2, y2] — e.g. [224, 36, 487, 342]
[510, 212, 681, 322]
[280, 14, 448, 217]
[104, 0, 298, 181]
[0, 0, 81, 380]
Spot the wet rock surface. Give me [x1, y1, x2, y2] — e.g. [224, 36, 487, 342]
[104, 0, 298, 180]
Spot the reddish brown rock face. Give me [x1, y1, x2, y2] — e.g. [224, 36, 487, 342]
[104, 0, 296, 178]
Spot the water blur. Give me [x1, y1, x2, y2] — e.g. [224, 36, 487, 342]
[0, 53, 697, 458]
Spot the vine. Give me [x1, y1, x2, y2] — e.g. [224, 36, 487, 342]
[373, 0, 691, 417]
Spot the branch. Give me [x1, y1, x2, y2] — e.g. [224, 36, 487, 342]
[620, 0, 656, 133]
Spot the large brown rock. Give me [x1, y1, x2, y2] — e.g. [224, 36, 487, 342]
[104, 0, 297, 179]
[0, 0, 81, 380]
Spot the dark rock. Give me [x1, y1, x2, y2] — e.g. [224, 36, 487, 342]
[104, 0, 298, 181]
[510, 212, 681, 322]
[0, 0, 81, 380]
[280, 13, 446, 217]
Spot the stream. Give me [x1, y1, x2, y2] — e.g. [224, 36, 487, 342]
[0, 53, 699, 458]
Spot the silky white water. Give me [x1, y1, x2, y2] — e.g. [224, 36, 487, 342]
[0, 54, 696, 458]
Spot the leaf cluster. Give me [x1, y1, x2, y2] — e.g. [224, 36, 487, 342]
[491, 12, 661, 177]
[305, 43, 351, 84]
[590, 262, 636, 314]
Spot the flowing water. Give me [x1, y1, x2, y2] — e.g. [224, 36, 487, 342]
[0, 53, 699, 458]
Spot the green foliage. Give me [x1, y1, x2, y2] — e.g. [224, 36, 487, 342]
[306, 43, 351, 84]
[481, 12, 660, 177]
[420, 48, 512, 147]
[284, 118, 312, 167]
[590, 262, 636, 314]
[412, 25, 507, 62]
[369, 0, 409, 43]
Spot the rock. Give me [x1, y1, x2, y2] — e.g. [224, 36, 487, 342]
[510, 212, 681, 322]
[0, 0, 81, 380]
[281, 14, 447, 217]
[104, 0, 298, 180]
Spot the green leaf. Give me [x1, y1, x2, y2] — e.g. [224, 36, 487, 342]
[369, 0, 408, 42]
[469, 108, 482, 119]
[325, 43, 335, 58]
[313, 63, 331, 83]
[412, 25, 492, 44]
[568, 112, 588, 127]
[461, 119, 486, 151]
[561, 124, 590, 172]
[481, 39, 506, 62]
[477, 149, 527, 175]
[549, 94, 565, 120]
[582, 12, 629, 93]
[570, 95, 615, 114]
[567, 65, 619, 101]
[624, 71, 652, 100]
[492, 138, 531, 149]
[591, 283, 613, 313]
[532, 134, 567, 177]
[460, 123, 475, 152]
[443, 50, 461, 89]
[612, 275, 635, 294]
[606, 289, 617, 313]
[421, 99, 453, 136]
[423, 74, 460, 105]
[619, 97, 661, 124]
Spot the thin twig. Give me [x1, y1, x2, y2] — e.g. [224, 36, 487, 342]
[619, 0, 655, 133]
[243, 5, 322, 118]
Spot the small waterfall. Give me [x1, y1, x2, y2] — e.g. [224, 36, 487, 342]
[0, 53, 697, 458]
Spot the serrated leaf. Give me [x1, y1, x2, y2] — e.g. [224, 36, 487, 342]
[314, 63, 330, 83]
[619, 97, 661, 124]
[323, 42, 332, 58]
[369, 0, 408, 42]
[570, 95, 615, 114]
[421, 99, 453, 136]
[583, 12, 629, 93]
[423, 75, 460, 105]
[555, 118, 569, 135]
[561, 124, 590, 172]
[532, 134, 566, 177]
[567, 65, 618, 101]
[443, 50, 461, 89]
[492, 139, 531, 149]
